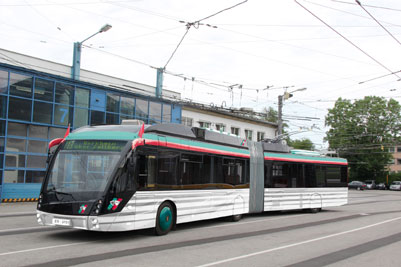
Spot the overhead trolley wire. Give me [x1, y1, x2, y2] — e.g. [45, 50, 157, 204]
[355, 0, 401, 47]
[295, 0, 401, 80]
[163, 0, 248, 69]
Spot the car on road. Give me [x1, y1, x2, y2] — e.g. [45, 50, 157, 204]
[376, 183, 387, 190]
[365, 180, 376, 189]
[389, 181, 401, 191]
[348, 181, 367, 190]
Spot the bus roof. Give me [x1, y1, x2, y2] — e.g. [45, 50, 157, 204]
[66, 124, 143, 140]
[65, 124, 347, 164]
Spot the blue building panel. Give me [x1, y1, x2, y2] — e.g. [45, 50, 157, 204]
[2, 183, 41, 200]
[90, 90, 106, 111]
[171, 104, 182, 124]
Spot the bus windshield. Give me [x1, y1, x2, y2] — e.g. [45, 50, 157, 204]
[45, 140, 127, 201]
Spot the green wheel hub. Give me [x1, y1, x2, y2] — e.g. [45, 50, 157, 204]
[159, 206, 172, 231]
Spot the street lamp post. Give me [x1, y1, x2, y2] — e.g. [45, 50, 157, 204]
[277, 87, 307, 138]
[72, 24, 112, 80]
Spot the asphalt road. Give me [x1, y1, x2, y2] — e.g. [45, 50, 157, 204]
[0, 190, 401, 267]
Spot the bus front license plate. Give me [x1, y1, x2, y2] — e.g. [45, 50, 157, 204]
[52, 218, 71, 226]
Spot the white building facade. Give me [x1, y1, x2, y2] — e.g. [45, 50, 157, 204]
[182, 104, 277, 141]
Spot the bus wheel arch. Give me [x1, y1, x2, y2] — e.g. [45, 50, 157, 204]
[231, 196, 244, 222]
[155, 201, 176, 236]
[308, 193, 322, 214]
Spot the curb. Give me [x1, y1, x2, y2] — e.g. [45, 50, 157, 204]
[2, 198, 38, 203]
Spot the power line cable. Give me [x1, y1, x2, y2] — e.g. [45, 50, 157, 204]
[305, 0, 401, 27]
[295, 0, 401, 80]
[331, 0, 401, 13]
[163, 0, 248, 69]
[355, 0, 401, 47]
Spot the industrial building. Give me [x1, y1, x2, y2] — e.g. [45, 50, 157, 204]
[0, 48, 277, 201]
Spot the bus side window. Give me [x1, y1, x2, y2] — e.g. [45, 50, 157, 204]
[135, 150, 157, 190]
[137, 154, 147, 189]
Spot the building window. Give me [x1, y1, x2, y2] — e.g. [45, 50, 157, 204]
[0, 70, 8, 94]
[75, 87, 90, 108]
[55, 82, 74, 105]
[149, 101, 162, 123]
[106, 93, 120, 113]
[397, 159, 401, 165]
[9, 73, 32, 98]
[120, 96, 135, 116]
[49, 127, 67, 140]
[162, 104, 171, 123]
[181, 117, 193, 126]
[54, 105, 73, 126]
[106, 113, 119, 124]
[215, 123, 225, 132]
[34, 78, 54, 102]
[397, 147, 401, 153]
[91, 110, 105, 125]
[0, 95, 7, 119]
[28, 125, 47, 139]
[136, 99, 148, 120]
[245, 129, 253, 140]
[8, 97, 32, 122]
[199, 121, 211, 128]
[389, 147, 395, 153]
[231, 127, 240, 136]
[257, 132, 265, 141]
[33, 101, 53, 124]
[7, 122, 27, 137]
[74, 108, 89, 128]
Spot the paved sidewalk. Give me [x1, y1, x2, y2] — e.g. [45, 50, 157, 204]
[0, 201, 37, 214]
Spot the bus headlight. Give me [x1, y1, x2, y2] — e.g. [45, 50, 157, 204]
[92, 199, 103, 215]
[37, 213, 43, 224]
[90, 218, 99, 229]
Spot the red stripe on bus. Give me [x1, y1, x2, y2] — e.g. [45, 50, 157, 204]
[134, 138, 250, 158]
[264, 156, 348, 165]
[133, 138, 347, 164]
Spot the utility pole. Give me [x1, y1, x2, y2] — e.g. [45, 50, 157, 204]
[156, 68, 164, 98]
[278, 94, 283, 136]
[71, 24, 112, 80]
[277, 87, 307, 139]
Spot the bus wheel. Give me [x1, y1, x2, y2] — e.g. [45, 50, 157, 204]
[231, 214, 242, 222]
[155, 202, 175, 236]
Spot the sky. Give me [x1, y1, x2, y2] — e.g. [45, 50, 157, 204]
[1, 0, 401, 149]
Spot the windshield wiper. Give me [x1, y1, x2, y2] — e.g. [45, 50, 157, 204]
[47, 187, 76, 201]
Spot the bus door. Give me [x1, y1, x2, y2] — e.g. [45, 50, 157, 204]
[180, 152, 213, 219]
[134, 148, 157, 227]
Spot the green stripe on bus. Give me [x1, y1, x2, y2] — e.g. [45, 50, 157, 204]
[67, 131, 138, 140]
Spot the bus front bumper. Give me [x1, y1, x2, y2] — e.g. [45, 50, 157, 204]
[36, 210, 111, 231]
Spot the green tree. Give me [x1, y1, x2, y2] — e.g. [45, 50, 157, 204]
[263, 107, 279, 124]
[288, 138, 315, 150]
[325, 96, 401, 181]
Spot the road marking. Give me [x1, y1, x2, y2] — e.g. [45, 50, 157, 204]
[202, 214, 308, 230]
[196, 216, 401, 267]
[0, 226, 51, 233]
[0, 212, 36, 217]
[0, 241, 95, 257]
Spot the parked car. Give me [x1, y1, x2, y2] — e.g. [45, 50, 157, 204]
[365, 180, 376, 189]
[348, 181, 367, 190]
[389, 181, 401, 191]
[376, 183, 387, 190]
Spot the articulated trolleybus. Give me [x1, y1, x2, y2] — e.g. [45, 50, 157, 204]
[37, 122, 348, 235]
